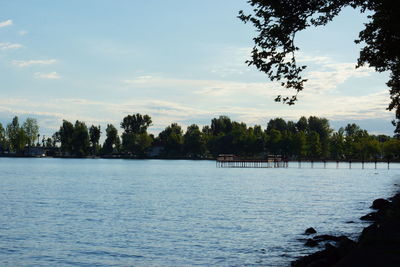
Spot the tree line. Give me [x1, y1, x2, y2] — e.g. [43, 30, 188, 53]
[1, 114, 400, 160]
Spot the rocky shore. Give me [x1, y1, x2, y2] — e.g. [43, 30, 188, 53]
[292, 193, 400, 266]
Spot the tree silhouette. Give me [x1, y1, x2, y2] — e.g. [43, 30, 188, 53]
[239, 0, 400, 132]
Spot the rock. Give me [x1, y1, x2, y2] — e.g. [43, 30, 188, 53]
[313, 234, 341, 242]
[345, 220, 355, 224]
[360, 212, 379, 221]
[292, 243, 340, 267]
[305, 227, 317, 235]
[371, 198, 390, 210]
[336, 237, 356, 258]
[305, 238, 319, 247]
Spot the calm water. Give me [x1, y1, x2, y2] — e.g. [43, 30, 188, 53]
[0, 159, 399, 266]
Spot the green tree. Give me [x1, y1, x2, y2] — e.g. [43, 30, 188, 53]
[71, 121, 90, 157]
[0, 122, 8, 151]
[239, 1, 400, 132]
[183, 124, 206, 158]
[266, 129, 282, 155]
[211, 116, 232, 135]
[292, 131, 307, 158]
[330, 129, 345, 160]
[343, 123, 368, 159]
[121, 114, 152, 156]
[102, 124, 120, 155]
[308, 116, 332, 158]
[266, 118, 287, 133]
[122, 132, 152, 156]
[6, 116, 27, 153]
[296, 116, 308, 132]
[158, 123, 184, 157]
[307, 131, 322, 159]
[383, 139, 400, 160]
[244, 125, 266, 156]
[89, 125, 101, 155]
[22, 118, 39, 147]
[355, 136, 380, 160]
[120, 113, 152, 134]
[58, 120, 74, 155]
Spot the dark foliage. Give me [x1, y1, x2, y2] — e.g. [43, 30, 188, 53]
[239, 0, 400, 132]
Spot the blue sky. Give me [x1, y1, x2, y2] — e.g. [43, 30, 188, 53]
[0, 0, 395, 137]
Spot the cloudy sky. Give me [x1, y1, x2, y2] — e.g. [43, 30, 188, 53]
[0, 0, 395, 137]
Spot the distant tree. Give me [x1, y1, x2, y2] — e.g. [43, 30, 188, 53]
[344, 123, 361, 137]
[158, 123, 184, 157]
[22, 118, 39, 147]
[211, 116, 233, 136]
[266, 129, 282, 155]
[120, 114, 152, 156]
[52, 131, 60, 147]
[292, 131, 307, 158]
[266, 118, 287, 133]
[330, 129, 345, 160]
[6, 116, 28, 153]
[121, 114, 152, 134]
[102, 124, 120, 155]
[307, 131, 322, 159]
[287, 120, 297, 134]
[45, 137, 53, 148]
[296, 116, 308, 132]
[355, 136, 380, 160]
[183, 124, 206, 157]
[239, 1, 400, 133]
[244, 125, 266, 156]
[89, 125, 101, 155]
[308, 116, 332, 158]
[122, 132, 152, 156]
[71, 121, 90, 157]
[0, 122, 7, 151]
[383, 139, 400, 160]
[343, 123, 368, 159]
[58, 120, 74, 155]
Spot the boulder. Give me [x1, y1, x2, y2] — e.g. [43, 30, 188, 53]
[305, 227, 317, 235]
[371, 198, 390, 210]
[360, 212, 379, 221]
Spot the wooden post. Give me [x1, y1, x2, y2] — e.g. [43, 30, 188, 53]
[336, 161, 339, 169]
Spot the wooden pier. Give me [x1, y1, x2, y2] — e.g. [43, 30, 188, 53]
[216, 154, 288, 168]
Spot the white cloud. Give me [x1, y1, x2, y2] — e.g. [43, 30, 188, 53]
[18, 30, 28, 36]
[13, 59, 57, 67]
[0, 88, 394, 137]
[0, 19, 12, 28]
[0, 42, 23, 50]
[124, 75, 278, 98]
[34, 72, 61, 79]
[208, 46, 252, 77]
[304, 63, 373, 93]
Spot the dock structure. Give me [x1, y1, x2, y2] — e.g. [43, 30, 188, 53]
[216, 154, 288, 168]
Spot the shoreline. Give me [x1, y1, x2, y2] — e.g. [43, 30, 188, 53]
[1, 154, 400, 164]
[292, 192, 400, 266]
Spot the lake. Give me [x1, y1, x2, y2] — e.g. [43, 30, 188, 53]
[0, 158, 399, 266]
